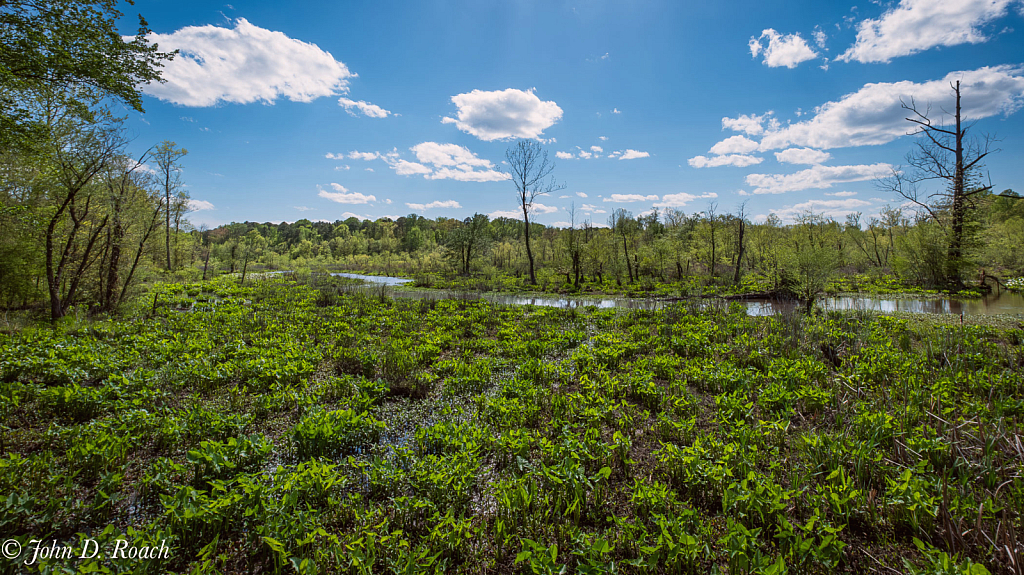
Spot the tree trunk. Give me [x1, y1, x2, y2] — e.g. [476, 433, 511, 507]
[947, 81, 965, 286]
[524, 210, 536, 284]
[732, 219, 745, 285]
[621, 232, 633, 283]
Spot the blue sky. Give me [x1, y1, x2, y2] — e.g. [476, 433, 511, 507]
[120, 0, 1024, 228]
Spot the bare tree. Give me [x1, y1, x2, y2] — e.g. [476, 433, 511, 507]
[153, 140, 187, 271]
[566, 203, 583, 288]
[732, 201, 748, 285]
[44, 115, 126, 320]
[608, 208, 636, 283]
[704, 201, 719, 279]
[505, 140, 564, 284]
[885, 81, 994, 285]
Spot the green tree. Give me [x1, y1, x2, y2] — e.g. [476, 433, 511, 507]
[152, 140, 188, 271]
[0, 0, 173, 148]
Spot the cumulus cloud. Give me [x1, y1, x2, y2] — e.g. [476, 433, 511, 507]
[722, 112, 776, 136]
[688, 154, 763, 168]
[293, 206, 314, 212]
[143, 18, 354, 106]
[758, 66, 1024, 150]
[188, 199, 215, 211]
[411, 142, 491, 168]
[338, 97, 391, 118]
[591, 146, 603, 152]
[556, 151, 575, 160]
[391, 160, 432, 176]
[749, 29, 818, 68]
[442, 88, 563, 141]
[813, 28, 828, 49]
[352, 143, 509, 182]
[318, 183, 376, 204]
[654, 192, 719, 208]
[406, 200, 462, 211]
[774, 147, 832, 165]
[825, 191, 858, 197]
[769, 198, 873, 222]
[598, 136, 608, 141]
[604, 194, 659, 203]
[839, 0, 1018, 64]
[618, 149, 650, 160]
[576, 192, 588, 198]
[745, 163, 892, 194]
[489, 209, 524, 219]
[709, 135, 760, 155]
[579, 203, 607, 214]
[346, 151, 380, 161]
[410, 142, 508, 182]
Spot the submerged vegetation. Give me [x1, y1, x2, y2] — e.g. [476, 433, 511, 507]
[2, 274, 1022, 573]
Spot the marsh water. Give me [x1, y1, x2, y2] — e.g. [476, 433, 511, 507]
[327, 272, 1024, 317]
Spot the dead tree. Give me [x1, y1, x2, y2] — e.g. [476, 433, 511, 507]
[886, 81, 995, 285]
[506, 140, 564, 284]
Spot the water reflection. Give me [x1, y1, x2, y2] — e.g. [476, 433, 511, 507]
[327, 272, 1024, 317]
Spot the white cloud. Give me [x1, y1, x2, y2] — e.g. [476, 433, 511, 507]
[580, 203, 607, 214]
[338, 97, 391, 118]
[550, 221, 571, 227]
[759, 66, 1024, 150]
[143, 18, 354, 106]
[604, 194, 659, 203]
[578, 150, 594, 159]
[708, 135, 760, 155]
[748, 29, 818, 68]
[654, 192, 718, 208]
[688, 154, 763, 168]
[383, 199, 392, 204]
[442, 88, 562, 141]
[411, 142, 491, 167]
[612, 108, 622, 114]
[428, 167, 508, 182]
[406, 200, 462, 211]
[391, 160, 432, 176]
[318, 183, 376, 204]
[532, 203, 559, 214]
[489, 209, 524, 219]
[825, 191, 858, 197]
[722, 112, 776, 136]
[813, 28, 828, 49]
[410, 142, 508, 181]
[769, 198, 873, 222]
[347, 151, 380, 161]
[556, 151, 575, 160]
[618, 149, 650, 160]
[340, 212, 370, 220]
[293, 206, 314, 211]
[591, 145, 603, 152]
[188, 199, 215, 211]
[598, 136, 608, 141]
[745, 163, 892, 194]
[774, 147, 832, 165]
[576, 192, 588, 198]
[361, 142, 509, 182]
[839, 0, 1017, 64]
[334, 165, 350, 171]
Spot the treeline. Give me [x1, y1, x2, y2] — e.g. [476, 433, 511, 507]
[0, 0, 179, 319]
[196, 190, 1024, 297]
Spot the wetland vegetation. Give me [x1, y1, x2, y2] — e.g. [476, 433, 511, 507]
[2, 274, 1022, 573]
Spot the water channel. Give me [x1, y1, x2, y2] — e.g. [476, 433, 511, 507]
[328, 272, 1024, 317]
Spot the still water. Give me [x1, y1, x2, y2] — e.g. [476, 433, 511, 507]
[327, 273, 1024, 317]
